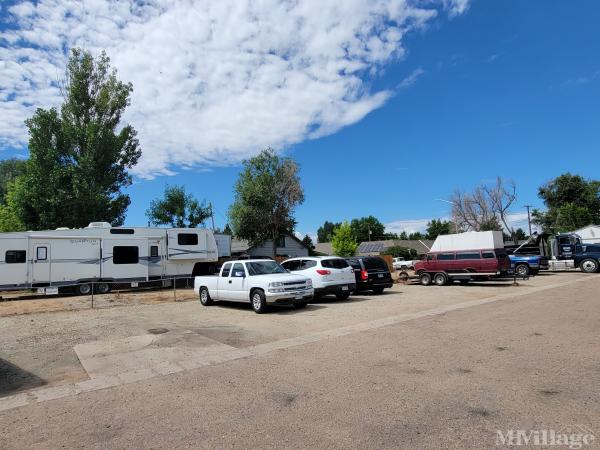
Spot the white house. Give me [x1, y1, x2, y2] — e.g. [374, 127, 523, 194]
[231, 233, 309, 258]
[574, 225, 600, 244]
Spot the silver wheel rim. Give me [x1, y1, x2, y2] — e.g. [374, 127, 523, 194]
[583, 261, 596, 272]
[252, 293, 262, 310]
[80, 284, 91, 294]
[435, 276, 444, 285]
[98, 284, 109, 294]
[200, 290, 207, 302]
[517, 266, 527, 275]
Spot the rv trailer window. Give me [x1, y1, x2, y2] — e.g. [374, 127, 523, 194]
[110, 228, 135, 234]
[150, 246, 159, 257]
[178, 233, 198, 245]
[36, 247, 48, 261]
[113, 246, 139, 264]
[5, 250, 26, 264]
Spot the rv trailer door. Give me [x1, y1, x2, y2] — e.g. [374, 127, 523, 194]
[32, 243, 50, 284]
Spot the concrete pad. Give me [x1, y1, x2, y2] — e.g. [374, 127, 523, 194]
[74, 375, 121, 393]
[32, 384, 76, 402]
[0, 392, 32, 412]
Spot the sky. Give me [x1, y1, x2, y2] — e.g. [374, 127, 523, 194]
[0, 0, 598, 239]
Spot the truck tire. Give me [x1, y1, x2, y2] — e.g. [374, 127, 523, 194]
[294, 301, 308, 309]
[433, 272, 448, 286]
[515, 263, 530, 277]
[199, 287, 213, 306]
[580, 258, 599, 273]
[420, 273, 432, 286]
[251, 289, 267, 314]
[372, 287, 384, 295]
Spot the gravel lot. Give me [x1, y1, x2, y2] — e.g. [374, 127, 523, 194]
[0, 272, 587, 397]
[0, 271, 598, 448]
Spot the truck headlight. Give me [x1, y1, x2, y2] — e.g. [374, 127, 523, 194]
[268, 281, 285, 293]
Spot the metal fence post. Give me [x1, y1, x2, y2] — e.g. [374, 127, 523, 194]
[91, 282, 94, 309]
[173, 278, 177, 302]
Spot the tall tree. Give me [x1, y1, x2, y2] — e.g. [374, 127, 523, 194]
[350, 215, 386, 242]
[450, 177, 517, 237]
[146, 185, 211, 228]
[426, 219, 452, 240]
[317, 221, 340, 243]
[222, 223, 233, 235]
[301, 234, 316, 255]
[9, 48, 141, 230]
[532, 173, 600, 233]
[229, 149, 304, 258]
[399, 231, 408, 240]
[0, 158, 26, 204]
[331, 221, 358, 257]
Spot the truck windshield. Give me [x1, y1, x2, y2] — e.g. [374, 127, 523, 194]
[246, 261, 287, 275]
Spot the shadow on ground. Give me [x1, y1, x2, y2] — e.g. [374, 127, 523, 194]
[0, 358, 46, 397]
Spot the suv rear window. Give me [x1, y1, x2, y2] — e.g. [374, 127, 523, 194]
[321, 258, 349, 269]
[346, 258, 361, 269]
[363, 257, 388, 271]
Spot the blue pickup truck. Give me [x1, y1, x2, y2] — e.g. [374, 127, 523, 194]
[509, 254, 549, 277]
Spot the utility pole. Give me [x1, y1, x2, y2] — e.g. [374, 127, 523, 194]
[524, 205, 533, 236]
[209, 202, 215, 231]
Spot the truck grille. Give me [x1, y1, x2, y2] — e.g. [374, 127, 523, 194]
[283, 281, 308, 291]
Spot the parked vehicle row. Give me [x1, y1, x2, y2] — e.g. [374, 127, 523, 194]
[194, 255, 393, 313]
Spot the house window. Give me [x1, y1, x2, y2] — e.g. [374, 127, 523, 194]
[36, 247, 48, 261]
[276, 236, 286, 247]
[5, 250, 26, 264]
[113, 246, 139, 264]
[178, 233, 198, 245]
[150, 246, 159, 258]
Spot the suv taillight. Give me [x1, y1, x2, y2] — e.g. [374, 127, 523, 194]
[360, 270, 368, 281]
[316, 269, 331, 275]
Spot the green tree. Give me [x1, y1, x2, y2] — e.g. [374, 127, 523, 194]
[532, 173, 600, 233]
[514, 228, 528, 241]
[146, 185, 210, 228]
[0, 179, 26, 232]
[0, 158, 26, 204]
[317, 221, 340, 243]
[426, 219, 452, 240]
[222, 223, 233, 235]
[479, 216, 502, 232]
[229, 149, 304, 258]
[301, 234, 316, 255]
[11, 48, 141, 230]
[408, 231, 424, 240]
[399, 231, 408, 240]
[382, 246, 417, 259]
[350, 215, 385, 242]
[331, 221, 358, 257]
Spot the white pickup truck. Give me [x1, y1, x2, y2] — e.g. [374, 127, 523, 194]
[392, 257, 417, 270]
[193, 259, 314, 313]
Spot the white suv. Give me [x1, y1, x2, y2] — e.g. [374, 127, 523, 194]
[281, 257, 356, 300]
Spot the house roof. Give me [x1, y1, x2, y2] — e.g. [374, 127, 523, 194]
[314, 242, 333, 255]
[315, 239, 434, 256]
[231, 232, 309, 253]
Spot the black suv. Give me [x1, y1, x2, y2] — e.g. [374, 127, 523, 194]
[346, 256, 393, 294]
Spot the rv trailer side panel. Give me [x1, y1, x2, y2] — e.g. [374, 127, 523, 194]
[101, 239, 149, 281]
[0, 237, 29, 289]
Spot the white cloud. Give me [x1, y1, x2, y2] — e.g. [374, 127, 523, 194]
[0, 0, 469, 177]
[385, 218, 431, 235]
[397, 67, 425, 89]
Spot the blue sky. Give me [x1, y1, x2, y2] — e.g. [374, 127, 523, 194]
[1, 1, 598, 238]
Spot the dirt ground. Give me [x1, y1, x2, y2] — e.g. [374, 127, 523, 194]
[0, 272, 598, 448]
[0, 271, 588, 399]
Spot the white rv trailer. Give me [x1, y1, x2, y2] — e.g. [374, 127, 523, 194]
[0, 222, 223, 294]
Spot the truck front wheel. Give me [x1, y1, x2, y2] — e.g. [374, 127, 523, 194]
[580, 258, 599, 273]
[251, 289, 267, 314]
[199, 287, 213, 306]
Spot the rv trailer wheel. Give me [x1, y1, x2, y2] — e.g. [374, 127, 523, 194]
[96, 283, 110, 294]
[580, 258, 599, 273]
[77, 284, 92, 295]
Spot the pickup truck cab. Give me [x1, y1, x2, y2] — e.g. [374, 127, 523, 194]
[392, 257, 416, 270]
[194, 259, 313, 313]
[508, 254, 549, 277]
